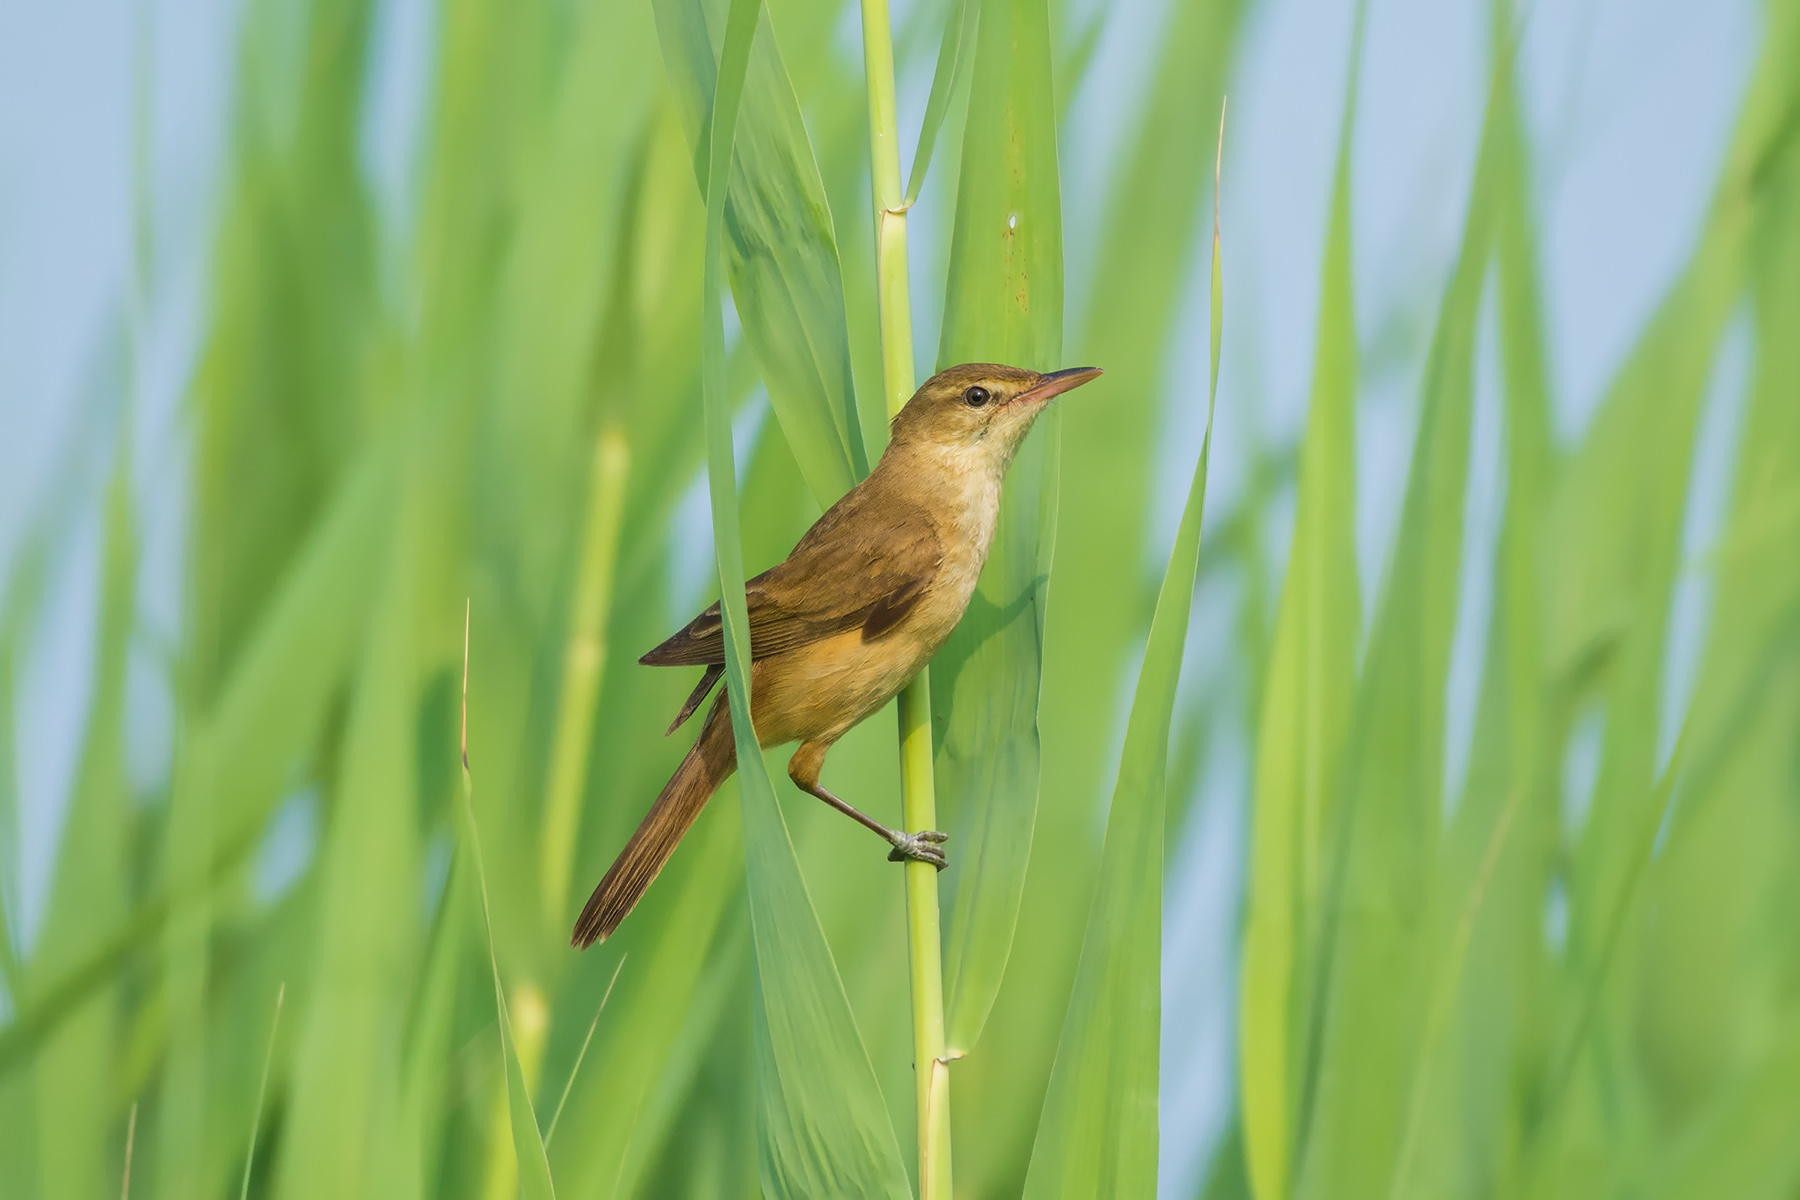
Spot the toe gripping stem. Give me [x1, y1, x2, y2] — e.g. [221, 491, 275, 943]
[887, 828, 949, 870]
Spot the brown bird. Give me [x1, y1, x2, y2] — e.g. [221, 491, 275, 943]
[571, 362, 1102, 948]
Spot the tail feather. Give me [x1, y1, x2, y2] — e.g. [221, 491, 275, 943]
[571, 696, 737, 948]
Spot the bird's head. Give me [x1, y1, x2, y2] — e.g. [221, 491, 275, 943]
[887, 363, 1103, 468]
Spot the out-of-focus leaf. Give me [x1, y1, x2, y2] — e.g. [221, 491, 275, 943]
[1529, 44, 1800, 1195]
[1640, 1026, 1800, 1200]
[548, 811, 745, 1197]
[0, 392, 98, 1017]
[31, 429, 134, 1200]
[539, 431, 631, 925]
[1630, 90, 1800, 1164]
[1521, 30, 1790, 1190]
[1239, 14, 1362, 1198]
[462, 724, 557, 1200]
[655, 0, 867, 507]
[388, 846, 468, 1200]
[932, 0, 1065, 1059]
[1392, 33, 1562, 1193]
[1550, 210, 1743, 1006]
[1292, 67, 1502, 1200]
[1021, 174, 1221, 1200]
[1198, 1124, 1253, 1200]
[157, 0, 383, 1188]
[273, 488, 422, 1200]
[697, 3, 910, 1195]
[487, 0, 659, 617]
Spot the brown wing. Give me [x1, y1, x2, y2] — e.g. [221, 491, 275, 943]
[642, 487, 941, 667]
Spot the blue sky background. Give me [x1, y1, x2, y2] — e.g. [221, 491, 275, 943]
[0, 0, 1759, 1190]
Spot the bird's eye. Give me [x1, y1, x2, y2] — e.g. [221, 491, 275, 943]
[963, 386, 991, 408]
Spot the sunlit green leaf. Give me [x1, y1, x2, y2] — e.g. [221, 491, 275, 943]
[932, 0, 1065, 1059]
[1239, 14, 1362, 1198]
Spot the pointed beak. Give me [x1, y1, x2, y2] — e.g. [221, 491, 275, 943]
[1014, 366, 1103, 406]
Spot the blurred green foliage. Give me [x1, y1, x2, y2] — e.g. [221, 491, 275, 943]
[3, 0, 1800, 1196]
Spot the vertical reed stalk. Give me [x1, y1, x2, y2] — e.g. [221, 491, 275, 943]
[858, 0, 952, 1193]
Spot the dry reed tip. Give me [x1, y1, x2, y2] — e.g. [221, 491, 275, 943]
[1214, 94, 1227, 233]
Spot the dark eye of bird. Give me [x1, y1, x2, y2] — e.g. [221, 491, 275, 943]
[964, 385, 991, 408]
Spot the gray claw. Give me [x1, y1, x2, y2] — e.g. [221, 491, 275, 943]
[887, 830, 949, 869]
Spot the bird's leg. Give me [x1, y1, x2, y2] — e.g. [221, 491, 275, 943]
[788, 741, 947, 869]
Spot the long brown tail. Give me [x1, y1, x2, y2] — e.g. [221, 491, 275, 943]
[571, 695, 737, 948]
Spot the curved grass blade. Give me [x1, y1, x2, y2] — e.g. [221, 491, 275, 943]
[934, 0, 1065, 1058]
[1021, 115, 1224, 1197]
[543, 954, 626, 1148]
[655, 0, 867, 503]
[546, 811, 744, 1198]
[458, 610, 556, 1200]
[903, 0, 979, 205]
[238, 984, 284, 1200]
[1239, 11, 1363, 1198]
[699, 3, 910, 1194]
[120, 1103, 136, 1200]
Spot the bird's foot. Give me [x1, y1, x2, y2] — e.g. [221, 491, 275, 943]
[886, 829, 949, 869]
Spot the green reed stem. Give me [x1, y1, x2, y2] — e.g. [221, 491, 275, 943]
[858, 0, 952, 1193]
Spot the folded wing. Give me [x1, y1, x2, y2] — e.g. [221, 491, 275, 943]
[643, 489, 941, 667]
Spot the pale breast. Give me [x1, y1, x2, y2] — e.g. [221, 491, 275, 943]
[899, 464, 997, 654]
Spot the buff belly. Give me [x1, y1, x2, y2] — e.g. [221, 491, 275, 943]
[749, 628, 933, 747]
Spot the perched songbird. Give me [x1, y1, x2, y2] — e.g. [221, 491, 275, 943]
[571, 362, 1102, 948]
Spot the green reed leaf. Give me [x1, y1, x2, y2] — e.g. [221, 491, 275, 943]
[1021, 146, 1222, 1197]
[698, 3, 910, 1194]
[657, 0, 867, 506]
[932, 0, 1065, 1059]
